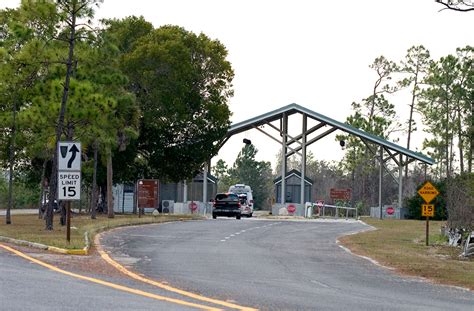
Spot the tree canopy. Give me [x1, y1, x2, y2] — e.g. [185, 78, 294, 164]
[117, 24, 234, 181]
[0, 2, 234, 226]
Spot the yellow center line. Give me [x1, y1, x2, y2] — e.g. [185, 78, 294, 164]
[0, 243, 221, 311]
[96, 236, 258, 311]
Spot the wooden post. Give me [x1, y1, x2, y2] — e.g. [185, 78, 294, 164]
[66, 201, 71, 242]
[426, 216, 429, 246]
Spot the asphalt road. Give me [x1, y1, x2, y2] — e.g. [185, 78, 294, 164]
[0, 247, 206, 311]
[101, 218, 474, 310]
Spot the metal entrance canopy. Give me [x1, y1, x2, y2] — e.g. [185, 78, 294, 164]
[221, 103, 434, 218]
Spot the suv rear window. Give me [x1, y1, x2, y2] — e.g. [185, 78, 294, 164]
[215, 193, 238, 201]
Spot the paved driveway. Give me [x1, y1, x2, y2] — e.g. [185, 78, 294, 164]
[100, 218, 474, 310]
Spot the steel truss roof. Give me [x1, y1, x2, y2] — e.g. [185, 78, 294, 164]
[227, 103, 434, 165]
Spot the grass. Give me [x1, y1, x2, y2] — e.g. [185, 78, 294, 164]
[339, 218, 474, 290]
[0, 213, 202, 249]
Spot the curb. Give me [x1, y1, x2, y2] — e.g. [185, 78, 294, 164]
[0, 231, 90, 255]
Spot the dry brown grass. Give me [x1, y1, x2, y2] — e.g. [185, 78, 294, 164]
[339, 218, 474, 290]
[0, 213, 201, 249]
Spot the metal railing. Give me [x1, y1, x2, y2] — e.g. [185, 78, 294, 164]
[308, 203, 357, 219]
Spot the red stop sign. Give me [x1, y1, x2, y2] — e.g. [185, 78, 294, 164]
[287, 204, 296, 213]
[189, 201, 198, 212]
[387, 207, 394, 215]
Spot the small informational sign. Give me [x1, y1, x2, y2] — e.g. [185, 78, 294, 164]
[58, 172, 81, 200]
[417, 181, 439, 203]
[422, 204, 435, 217]
[330, 188, 352, 200]
[58, 142, 81, 171]
[137, 179, 159, 209]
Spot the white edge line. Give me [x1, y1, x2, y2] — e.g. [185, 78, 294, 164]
[336, 240, 392, 270]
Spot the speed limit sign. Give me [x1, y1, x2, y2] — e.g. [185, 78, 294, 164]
[422, 204, 434, 217]
[58, 172, 81, 200]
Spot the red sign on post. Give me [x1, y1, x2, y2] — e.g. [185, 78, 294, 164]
[189, 201, 198, 213]
[330, 188, 352, 201]
[137, 179, 159, 209]
[287, 204, 296, 214]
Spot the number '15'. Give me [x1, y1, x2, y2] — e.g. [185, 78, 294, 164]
[62, 186, 76, 197]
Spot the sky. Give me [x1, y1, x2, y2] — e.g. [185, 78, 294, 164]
[2, 0, 472, 171]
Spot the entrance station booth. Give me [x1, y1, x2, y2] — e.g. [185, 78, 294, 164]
[274, 169, 312, 216]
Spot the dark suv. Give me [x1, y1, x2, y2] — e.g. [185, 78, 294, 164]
[212, 193, 242, 219]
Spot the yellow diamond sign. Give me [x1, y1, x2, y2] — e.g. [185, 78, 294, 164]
[418, 181, 440, 203]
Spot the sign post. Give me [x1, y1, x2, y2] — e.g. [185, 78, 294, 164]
[417, 181, 439, 246]
[57, 142, 81, 242]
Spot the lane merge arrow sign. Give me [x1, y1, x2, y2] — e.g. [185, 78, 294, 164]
[417, 181, 440, 203]
[67, 144, 80, 169]
[58, 142, 81, 171]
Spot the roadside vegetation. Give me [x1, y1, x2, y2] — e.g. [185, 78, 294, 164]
[0, 214, 201, 249]
[340, 218, 474, 290]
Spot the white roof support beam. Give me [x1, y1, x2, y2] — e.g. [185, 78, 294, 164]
[287, 122, 327, 146]
[383, 146, 401, 166]
[361, 139, 399, 185]
[266, 122, 303, 146]
[280, 112, 288, 205]
[254, 126, 302, 157]
[300, 114, 307, 205]
[287, 127, 337, 157]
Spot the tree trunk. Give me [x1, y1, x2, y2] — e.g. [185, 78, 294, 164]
[38, 158, 48, 219]
[45, 7, 77, 230]
[107, 147, 114, 218]
[405, 70, 419, 180]
[469, 103, 474, 173]
[91, 142, 98, 219]
[469, 126, 473, 173]
[457, 106, 464, 173]
[445, 99, 450, 179]
[6, 97, 18, 225]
